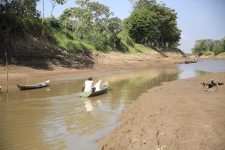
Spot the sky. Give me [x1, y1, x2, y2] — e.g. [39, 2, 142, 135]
[37, 0, 225, 54]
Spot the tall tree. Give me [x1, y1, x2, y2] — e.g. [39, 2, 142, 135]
[125, 0, 181, 48]
[0, 0, 40, 17]
[42, 0, 44, 24]
[151, 4, 181, 47]
[133, 0, 156, 11]
[60, 0, 112, 40]
[108, 17, 122, 50]
[125, 8, 159, 45]
[192, 38, 225, 55]
[59, 0, 123, 50]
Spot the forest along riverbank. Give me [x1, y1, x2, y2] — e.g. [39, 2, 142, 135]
[98, 72, 225, 150]
[0, 51, 186, 87]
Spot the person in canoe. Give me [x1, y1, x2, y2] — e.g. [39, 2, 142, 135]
[82, 77, 96, 92]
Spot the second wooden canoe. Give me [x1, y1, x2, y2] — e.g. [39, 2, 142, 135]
[17, 80, 50, 90]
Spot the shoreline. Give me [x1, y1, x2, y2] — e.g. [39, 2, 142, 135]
[98, 72, 225, 150]
[0, 52, 186, 88]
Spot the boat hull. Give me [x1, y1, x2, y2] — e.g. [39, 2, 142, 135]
[80, 86, 108, 98]
[90, 88, 107, 97]
[17, 80, 49, 90]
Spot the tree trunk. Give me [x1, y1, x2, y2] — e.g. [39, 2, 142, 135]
[161, 36, 164, 47]
[51, 0, 56, 18]
[42, 0, 44, 24]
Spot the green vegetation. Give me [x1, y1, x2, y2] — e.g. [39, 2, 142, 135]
[52, 28, 95, 53]
[216, 52, 225, 58]
[126, 43, 154, 53]
[58, 0, 125, 52]
[125, 0, 181, 48]
[192, 37, 225, 56]
[0, 0, 182, 67]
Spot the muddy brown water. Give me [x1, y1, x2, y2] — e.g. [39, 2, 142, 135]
[0, 59, 225, 150]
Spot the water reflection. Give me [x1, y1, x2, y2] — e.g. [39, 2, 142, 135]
[178, 59, 225, 79]
[0, 68, 179, 150]
[84, 100, 94, 112]
[0, 80, 84, 103]
[1, 59, 225, 149]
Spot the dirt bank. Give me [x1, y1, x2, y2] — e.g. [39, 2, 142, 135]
[98, 73, 225, 150]
[0, 51, 187, 87]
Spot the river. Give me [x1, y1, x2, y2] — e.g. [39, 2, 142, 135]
[0, 59, 225, 150]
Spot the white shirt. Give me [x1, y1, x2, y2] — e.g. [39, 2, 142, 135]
[84, 80, 93, 92]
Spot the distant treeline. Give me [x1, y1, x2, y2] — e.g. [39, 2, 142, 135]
[0, 0, 181, 54]
[192, 37, 225, 56]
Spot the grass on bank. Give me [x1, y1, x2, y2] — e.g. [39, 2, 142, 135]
[200, 51, 225, 59]
[52, 29, 96, 53]
[216, 52, 225, 58]
[52, 28, 154, 54]
[119, 32, 154, 54]
[203, 51, 214, 56]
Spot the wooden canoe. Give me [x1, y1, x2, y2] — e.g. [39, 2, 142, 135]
[17, 80, 50, 90]
[80, 84, 108, 98]
[184, 60, 197, 64]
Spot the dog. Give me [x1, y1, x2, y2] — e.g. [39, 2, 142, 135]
[201, 79, 224, 91]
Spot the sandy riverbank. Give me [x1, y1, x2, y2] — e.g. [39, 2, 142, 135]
[0, 51, 186, 87]
[98, 73, 225, 150]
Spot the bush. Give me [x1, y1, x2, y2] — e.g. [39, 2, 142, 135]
[0, 14, 45, 38]
[94, 43, 112, 52]
[22, 17, 43, 36]
[204, 51, 214, 56]
[43, 17, 61, 29]
[213, 48, 224, 55]
[118, 31, 134, 47]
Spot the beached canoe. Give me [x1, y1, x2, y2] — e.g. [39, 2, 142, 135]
[80, 84, 108, 98]
[184, 60, 197, 64]
[17, 80, 50, 90]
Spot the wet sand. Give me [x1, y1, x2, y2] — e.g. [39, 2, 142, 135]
[98, 73, 225, 150]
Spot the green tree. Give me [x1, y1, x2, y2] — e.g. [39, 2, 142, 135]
[151, 4, 181, 47]
[192, 38, 225, 55]
[0, 0, 40, 17]
[125, 0, 181, 48]
[213, 38, 225, 55]
[133, 0, 156, 11]
[192, 40, 207, 55]
[125, 8, 159, 45]
[108, 17, 122, 50]
[60, 0, 122, 51]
